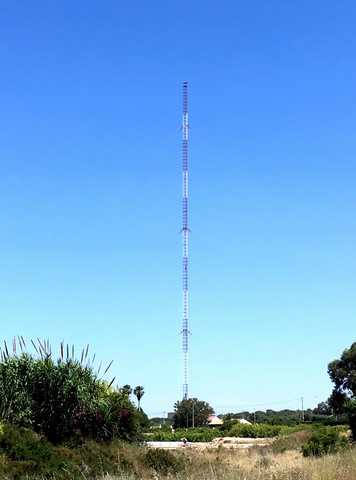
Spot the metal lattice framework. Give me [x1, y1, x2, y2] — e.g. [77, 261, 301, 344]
[181, 81, 189, 399]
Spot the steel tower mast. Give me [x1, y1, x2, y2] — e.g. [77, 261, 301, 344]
[181, 81, 189, 400]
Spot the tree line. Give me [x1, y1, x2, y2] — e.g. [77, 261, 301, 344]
[171, 342, 356, 434]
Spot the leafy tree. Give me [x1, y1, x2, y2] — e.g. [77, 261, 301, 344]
[137, 409, 150, 429]
[173, 398, 214, 428]
[134, 386, 144, 411]
[313, 402, 331, 416]
[328, 342, 356, 400]
[328, 342, 356, 437]
[327, 390, 348, 417]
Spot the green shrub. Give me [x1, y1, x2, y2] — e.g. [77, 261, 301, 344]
[0, 423, 67, 478]
[144, 448, 184, 475]
[0, 425, 141, 480]
[302, 426, 349, 457]
[74, 439, 120, 477]
[253, 429, 313, 456]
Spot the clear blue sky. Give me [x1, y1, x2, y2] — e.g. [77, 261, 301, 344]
[1, 0, 355, 416]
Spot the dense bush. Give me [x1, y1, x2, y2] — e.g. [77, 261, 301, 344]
[0, 423, 188, 480]
[0, 423, 67, 478]
[0, 423, 130, 479]
[302, 426, 349, 457]
[74, 439, 121, 477]
[0, 341, 140, 443]
[143, 448, 185, 475]
[256, 430, 313, 455]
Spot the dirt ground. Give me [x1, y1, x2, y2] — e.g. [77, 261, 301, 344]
[146, 437, 274, 450]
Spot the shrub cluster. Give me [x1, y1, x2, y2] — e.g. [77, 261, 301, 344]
[143, 448, 185, 476]
[302, 426, 349, 457]
[0, 345, 139, 443]
[0, 423, 188, 480]
[0, 423, 68, 478]
[0, 423, 128, 479]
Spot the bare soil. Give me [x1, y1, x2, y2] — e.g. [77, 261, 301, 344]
[146, 437, 274, 450]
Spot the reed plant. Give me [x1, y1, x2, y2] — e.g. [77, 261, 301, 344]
[0, 338, 139, 444]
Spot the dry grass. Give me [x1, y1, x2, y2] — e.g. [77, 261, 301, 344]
[102, 441, 356, 480]
[182, 447, 356, 480]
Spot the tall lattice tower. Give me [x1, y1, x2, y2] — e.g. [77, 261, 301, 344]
[181, 81, 190, 400]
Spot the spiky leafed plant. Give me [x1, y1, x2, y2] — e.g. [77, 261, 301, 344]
[0, 338, 139, 443]
[0, 352, 35, 427]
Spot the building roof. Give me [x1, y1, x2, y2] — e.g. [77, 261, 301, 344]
[206, 415, 224, 426]
[237, 418, 252, 425]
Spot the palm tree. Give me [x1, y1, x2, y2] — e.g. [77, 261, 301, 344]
[121, 384, 132, 396]
[133, 386, 144, 411]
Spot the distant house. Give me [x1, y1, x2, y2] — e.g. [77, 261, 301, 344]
[207, 416, 252, 427]
[237, 418, 252, 425]
[206, 415, 224, 427]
